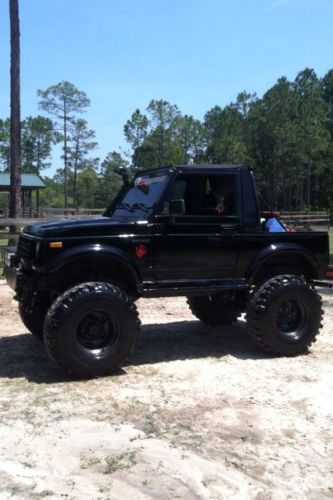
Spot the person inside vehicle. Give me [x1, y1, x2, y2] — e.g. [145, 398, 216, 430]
[202, 176, 235, 215]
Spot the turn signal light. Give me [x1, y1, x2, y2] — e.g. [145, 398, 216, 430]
[49, 242, 63, 249]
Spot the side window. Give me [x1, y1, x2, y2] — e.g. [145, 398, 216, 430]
[164, 173, 237, 216]
[164, 175, 205, 215]
[202, 175, 237, 216]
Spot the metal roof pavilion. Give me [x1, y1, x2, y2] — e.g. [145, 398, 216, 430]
[0, 173, 46, 189]
[0, 173, 46, 217]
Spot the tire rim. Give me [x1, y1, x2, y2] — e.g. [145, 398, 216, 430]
[76, 310, 120, 354]
[276, 299, 308, 342]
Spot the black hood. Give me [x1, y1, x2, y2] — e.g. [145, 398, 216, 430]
[24, 216, 148, 238]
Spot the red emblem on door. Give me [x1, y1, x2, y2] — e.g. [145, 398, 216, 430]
[136, 244, 148, 258]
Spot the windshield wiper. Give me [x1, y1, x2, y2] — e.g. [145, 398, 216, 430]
[117, 202, 134, 212]
[131, 203, 150, 213]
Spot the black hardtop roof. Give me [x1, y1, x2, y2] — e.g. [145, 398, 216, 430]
[138, 164, 250, 176]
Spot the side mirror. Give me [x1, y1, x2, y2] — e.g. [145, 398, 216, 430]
[169, 199, 185, 215]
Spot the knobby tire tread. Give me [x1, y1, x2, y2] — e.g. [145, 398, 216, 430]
[44, 282, 140, 376]
[246, 275, 323, 355]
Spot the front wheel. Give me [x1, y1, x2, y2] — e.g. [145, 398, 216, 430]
[44, 282, 140, 377]
[246, 275, 323, 355]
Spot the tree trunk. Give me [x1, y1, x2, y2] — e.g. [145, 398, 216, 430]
[306, 164, 311, 209]
[64, 110, 68, 209]
[271, 162, 277, 209]
[9, 0, 21, 219]
[36, 134, 41, 174]
[282, 164, 287, 210]
[73, 137, 80, 209]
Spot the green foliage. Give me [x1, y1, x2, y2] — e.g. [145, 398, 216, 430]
[40, 151, 129, 211]
[104, 451, 138, 474]
[68, 118, 98, 206]
[40, 175, 67, 208]
[126, 100, 184, 168]
[246, 70, 331, 209]
[175, 115, 207, 164]
[0, 119, 10, 170]
[124, 109, 148, 150]
[38, 81, 91, 208]
[1, 116, 57, 174]
[37, 81, 90, 120]
[145, 99, 182, 167]
[122, 69, 332, 211]
[76, 166, 99, 208]
[96, 151, 128, 208]
[204, 104, 248, 164]
[21, 116, 56, 173]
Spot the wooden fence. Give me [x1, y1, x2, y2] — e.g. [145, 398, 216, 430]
[0, 208, 104, 243]
[279, 211, 330, 231]
[0, 207, 104, 219]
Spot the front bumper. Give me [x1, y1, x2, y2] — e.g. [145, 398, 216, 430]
[1, 247, 17, 291]
[4, 265, 17, 291]
[1, 247, 44, 296]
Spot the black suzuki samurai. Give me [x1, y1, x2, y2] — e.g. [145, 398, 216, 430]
[2, 164, 331, 377]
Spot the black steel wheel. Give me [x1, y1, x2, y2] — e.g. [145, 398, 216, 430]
[76, 310, 120, 352]
[246, 275, 323, 355]
[44, 282, 140, 377]
[19, 294, 50, 339]
[187, 291, 244, 325]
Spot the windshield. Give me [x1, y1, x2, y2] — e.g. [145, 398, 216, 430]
[111, 173, 168, 219]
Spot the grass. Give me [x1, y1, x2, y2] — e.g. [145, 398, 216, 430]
[104, 451, 138, 474]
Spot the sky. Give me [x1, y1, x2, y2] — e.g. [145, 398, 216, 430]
[0, 0, 333, 175]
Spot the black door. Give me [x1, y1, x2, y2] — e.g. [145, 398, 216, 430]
[152, 172, 241, 281]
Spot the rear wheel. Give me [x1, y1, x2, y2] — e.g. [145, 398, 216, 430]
[187, 292, 244, 325]
[246, 275, 323, 355]
[44, 282, 140, 377]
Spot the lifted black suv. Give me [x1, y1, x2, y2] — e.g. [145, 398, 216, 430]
[2, 164, 330, 377]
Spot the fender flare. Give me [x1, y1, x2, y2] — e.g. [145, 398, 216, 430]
[246, 243, 318, 283]
[42, 244, 141, 288]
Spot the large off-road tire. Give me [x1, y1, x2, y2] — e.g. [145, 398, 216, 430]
[19, 294, 50, 339]
[187, 292, 243, 325]
[246, 275, 323, 355]
[44, 282, 140, 377]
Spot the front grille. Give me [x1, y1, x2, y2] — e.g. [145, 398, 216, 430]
[17, 234, 36, 261]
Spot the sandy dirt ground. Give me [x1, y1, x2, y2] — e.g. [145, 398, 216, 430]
[0, 283, 332, 499]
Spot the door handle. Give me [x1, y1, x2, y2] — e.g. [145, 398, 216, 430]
[220, 226, 237, 231]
